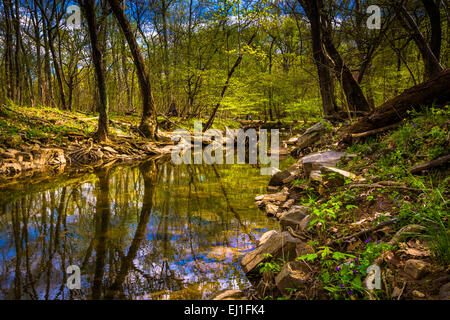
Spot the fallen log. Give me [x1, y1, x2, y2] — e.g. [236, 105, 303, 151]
[348, 68, 450, 134]
[408, 154, 450, 173]
[351, 122, 402, 138]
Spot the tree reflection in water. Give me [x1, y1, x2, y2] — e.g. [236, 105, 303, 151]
[0, 159, 279, 299]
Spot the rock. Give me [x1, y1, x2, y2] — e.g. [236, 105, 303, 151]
[268, 163, 300, 187]
[240, 231, 303, 275]
[295, 241, 315, 256]
[267, 186, 279, 193]
[320, 166, 365, 187]
[255, 191, 288, 203]
[295, 120, 331, 152]
[286, 135, 300, 145]
[282, 199, 295, 209]
[301, 151, 349, 176]
[309, 170, 323, 182]
[404, 259, 429, 280]
[411, 290, 425, 298]
[212, 289, 245, 300]
[275, 261, 310, 294]
[271, 162, 301, 186]
[280, 206, 310, 231]
[257, 230, 278, 247]
[439, 282, 450, 300]
[298, 215, 312, 232]
[265, 203, 279, 217]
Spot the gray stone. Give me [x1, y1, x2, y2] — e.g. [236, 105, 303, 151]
[275, 261, 310, 294]
[404, 259, 429, 280]
[265, 203, 279, 217]
[295, 120, 331, 151]
[255, 191, 288, 203]
[439, 282, 450, 300]
[412, 290, 425, 298]
[212, 289, 245, 300]
[295, 241, 315, 256]
[298, 215, 313, 232]
[301, 151, 348, 176]
[280, 206, 310, 231]
[269, 162, 301, 187]
[320, 166, 365, 186]
[282, 199, 295, 209]
[240, 231, 303, 275]
[257, 230, 278, 247]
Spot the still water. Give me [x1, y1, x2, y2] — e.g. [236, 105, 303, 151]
[0, 158, 292, 299]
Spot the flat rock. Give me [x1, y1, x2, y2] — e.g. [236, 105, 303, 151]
[320, 166, 365, 186]
[301, 151, 348, 176]
[411, 290, 425, 298]
[212, 289, 245, 300]
[257, 230, 278, 247]
[255, 191, 288, 203]
[241, 231, 303, 275]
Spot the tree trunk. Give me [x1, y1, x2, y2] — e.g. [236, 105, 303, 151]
[204, 31, 258, 131]
[107, 0, 158, 138]
[298, 0, 338, 118]
[319, 12, 371, 114]
[396, 4, 443, 79]
[81, 0, 109, 141]
[3, 0, 14, 100]
[347, 68, 450, 134]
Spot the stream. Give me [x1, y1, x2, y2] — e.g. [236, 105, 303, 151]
[0, 156, 294, 299]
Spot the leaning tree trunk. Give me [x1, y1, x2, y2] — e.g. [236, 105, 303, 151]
[396, 4, 443, 79]
[347, 68, 450, 134]
[320, 21, 371, 114]
[107, 0, 158, 139]
[298, 0, 338, 118]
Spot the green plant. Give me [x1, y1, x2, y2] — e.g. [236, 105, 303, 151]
[297, 242, 390, 300]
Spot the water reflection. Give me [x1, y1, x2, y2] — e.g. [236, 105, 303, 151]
[0, 159, 280, 299]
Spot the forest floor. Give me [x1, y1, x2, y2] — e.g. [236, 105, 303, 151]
[238, 106, 449, 301]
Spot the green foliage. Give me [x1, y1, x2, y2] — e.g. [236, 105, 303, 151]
[297, 242, 390, 300]
[257, 254, 284, 274]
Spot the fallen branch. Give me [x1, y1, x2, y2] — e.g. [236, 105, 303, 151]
[344, 183, 424, 192]
[408, 154, 450, 173]
[347, 68, 450, 134]
[335, 218, 398, 244]
[351, 122, 402, 138]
